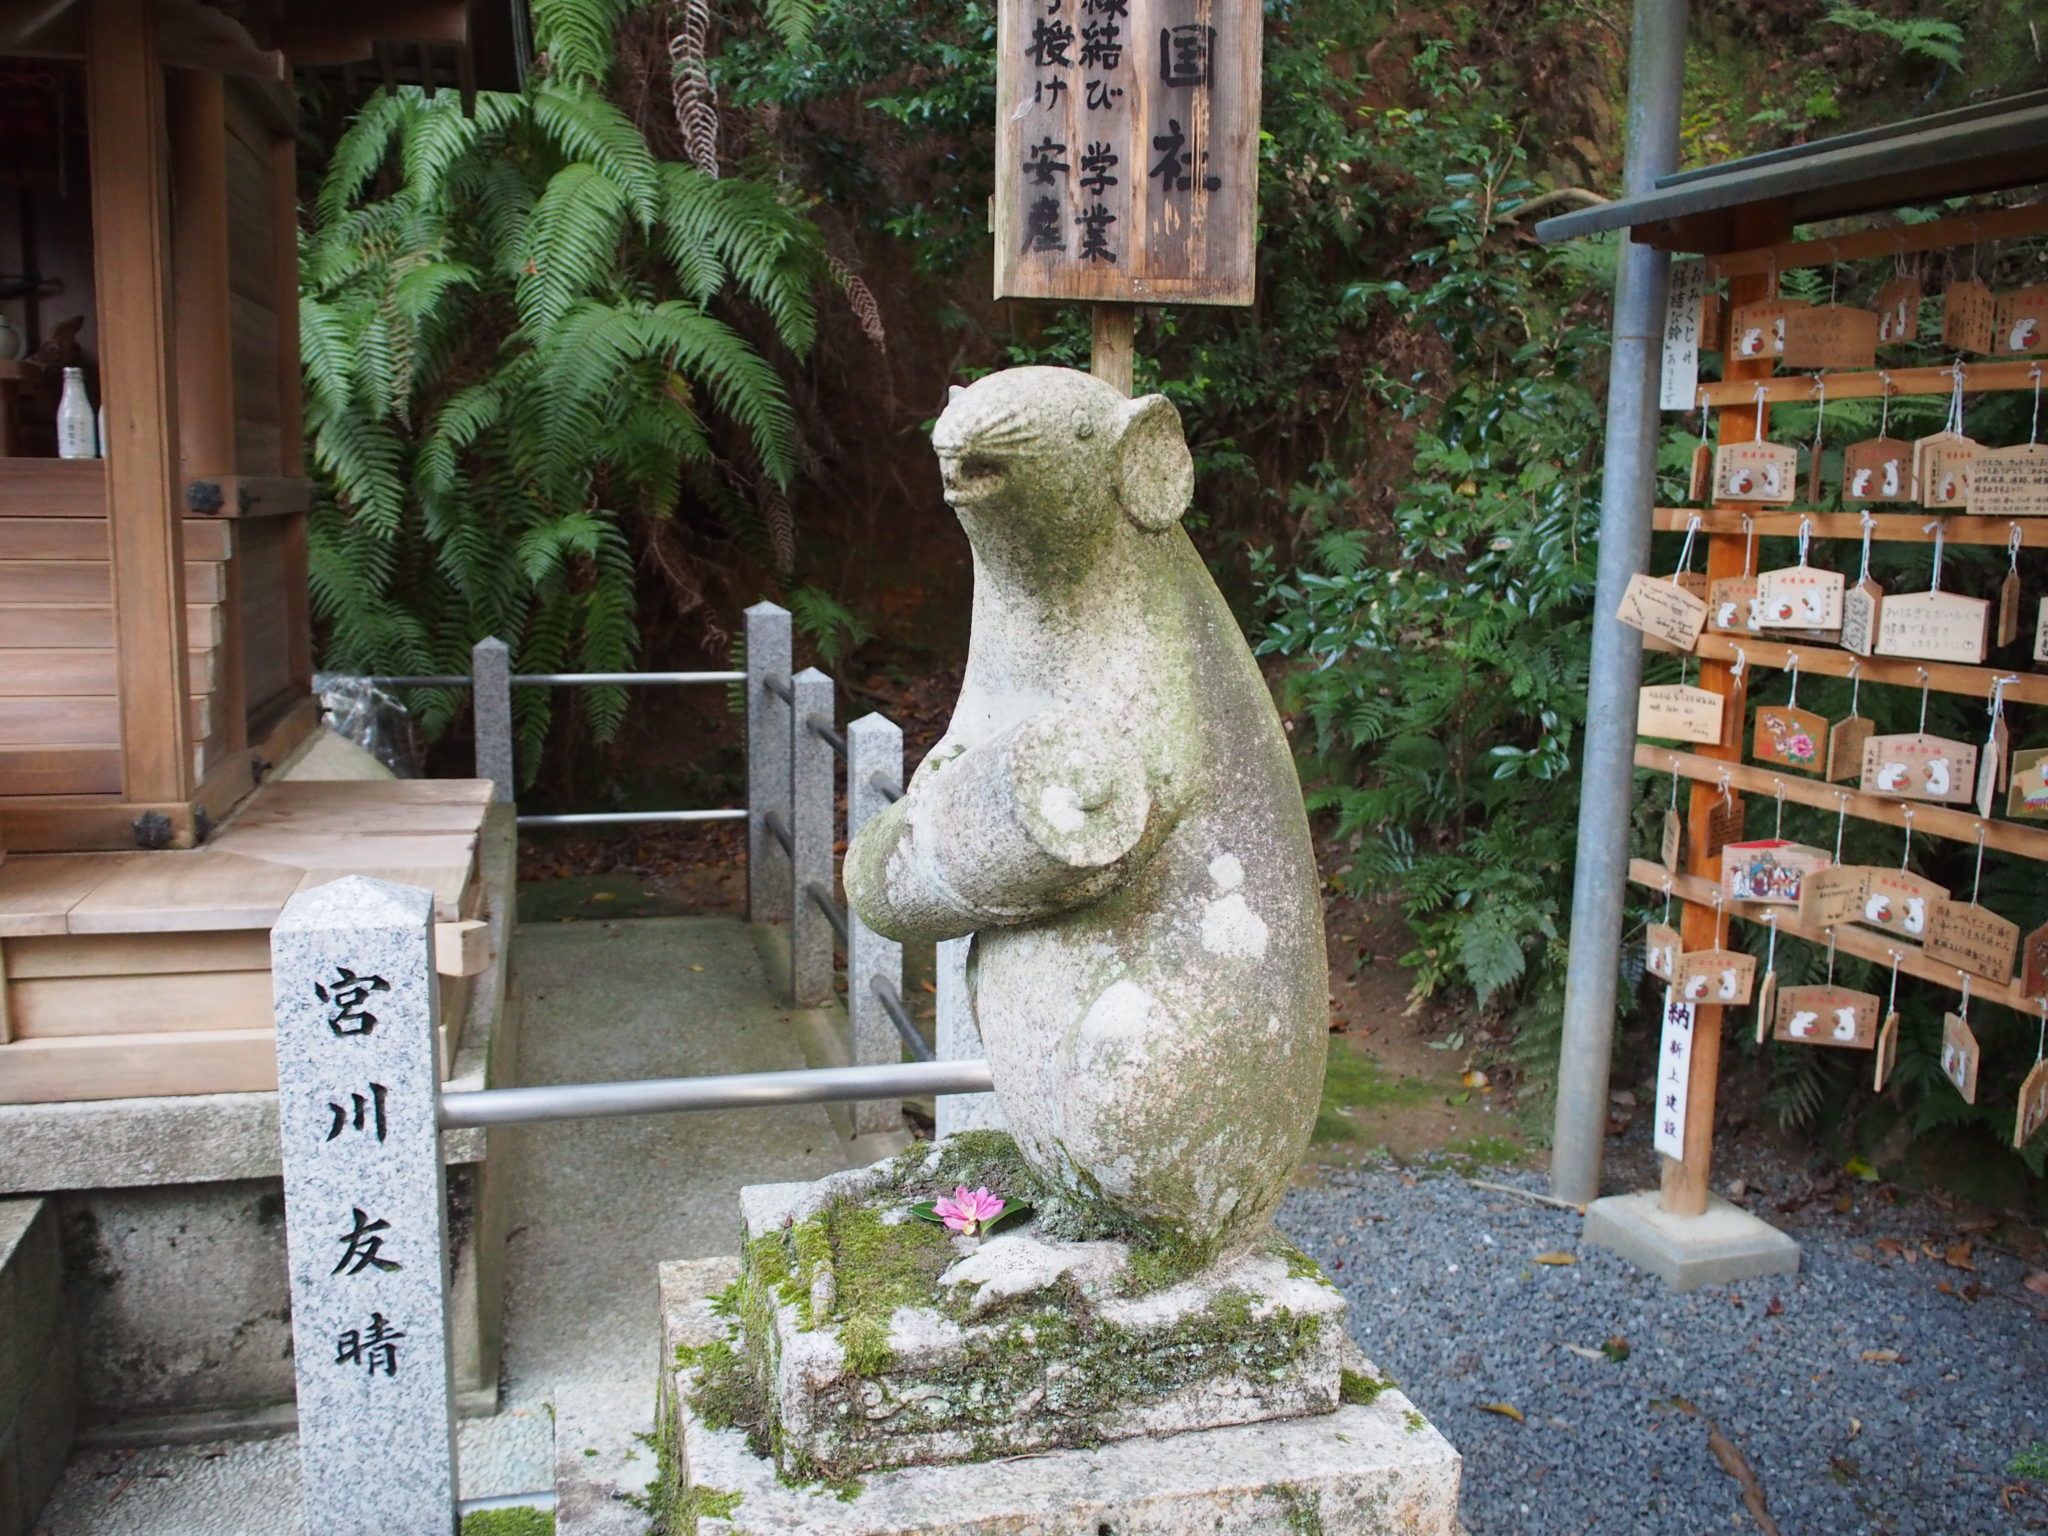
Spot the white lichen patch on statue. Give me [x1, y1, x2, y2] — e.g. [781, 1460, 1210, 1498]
[844, 365, 1328, 1257]
[939, 1233, 1130, 1312]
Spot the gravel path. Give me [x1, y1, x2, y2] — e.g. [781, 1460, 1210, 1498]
[1278, 1166, 2048, 1536]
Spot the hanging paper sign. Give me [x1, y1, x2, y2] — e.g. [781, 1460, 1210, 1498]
[1842, 438, 1914, 503]
[1709, 576, 1761, 635]
[1660, 810, 1683, 871]
[1941, 1013, 1981, 1102]
[1859, 732, 1978, 805]
[2022, 920, 2048, 998]
[1675, 948, 1757, 1006]
[1638, 684, 1725, 745]
[1876, 277, 1921, 345]
[1753, 703, 1828, 773]
[1839, 579, 1883, 657]
[1755, 566, 1844, 630]
[1859, 866, 1948, 942]
[2008, 747, 2048, 820]
[1775, 985, 1880, 1049]
[994, 0, 1260, 305]
[2016, 1060, 2048, 1150]
[1827, 713, 1874, 781]
[1617, 572, 1709, 650]
[1873, 1009, 1900, 1090]
[1645, 922, 1681, 981]
[1660, 260, 1710, 411]
[1925, 900, 2019, 986]
[1721, 839, 1830, 905]
[1993, 285, 2048, 356]
[1918, 436, 1979, 508]
[1653, 987, 1695, 1160]
[1714, 441, 1798, 503]
[1799, 864, 1871, 927]
[1782, 305, 1879, 370]
[1942, 280, 1996, 354]
[1873, 590, 1989, 665]
[1966, 443, 2048, 518]
[1729, 299, 1804, 360]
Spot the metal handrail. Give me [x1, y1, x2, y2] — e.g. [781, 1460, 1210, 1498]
[806, 881, 848, 942]
[807, 713, 847, 758]
[870, 974, 934, 1062]
[519, 809, 745, 828]
[363, 671, 744, 687]
[871, 771, 902, 804]
[439, 1059, 992, 1129]
[764, 810, 794, 857]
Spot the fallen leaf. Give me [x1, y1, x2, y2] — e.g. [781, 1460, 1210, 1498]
[1844, 1156, 1879, 1181]
[1563, 1344, 1603, 1361]
[1828, 1455, 1861, 1483]
[1531, 1251, 1576, 1266]
[1766, 1296, 1785, 1316]
[1478, 1402, 1525, 1423]
[1601, 1336, 1631, 1363]
[687, 964, 705, 973]
[919, 981, 937, 994]
[1462, 1070, 1490, 1089]
[1849, 1418, 1861, 1439]
[2024, 1271, 2048, 1297]
[1833, 1192, 1855, 1214]
[1937, 1280, 1955, 1296]
[1448, 1091, 1471, 1106]
[589, 891, 617, 903]
[1875, 1237, 1904, 1259]
[1860, 1348, 1901, 1365]
[1945, 1241, 1977, 1272]
[1671, 1399, 1782, 1536]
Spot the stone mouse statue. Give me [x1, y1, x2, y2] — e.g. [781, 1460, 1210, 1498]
[843, 365, 1326, 1261]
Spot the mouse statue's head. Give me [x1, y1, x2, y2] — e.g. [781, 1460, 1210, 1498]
[933, 367, 1194, 583]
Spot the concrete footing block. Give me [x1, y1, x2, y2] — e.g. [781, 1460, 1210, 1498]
[1, 1199, 77, 1536]
[1584, 1191, 1801, 1291]
[551, 1384, 656, 1535]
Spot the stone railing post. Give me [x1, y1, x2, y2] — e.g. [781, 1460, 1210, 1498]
[744, 603, 793, 926]
[789, 667, 836, 1007]
[272, 877, 457, 1535]
[935, 935, 1005, 1136]
[846, 713, 904, 1134]
[471, 636, 513, 804]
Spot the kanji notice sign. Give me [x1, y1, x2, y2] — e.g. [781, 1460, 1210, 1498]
[994, 0, 1260, 304]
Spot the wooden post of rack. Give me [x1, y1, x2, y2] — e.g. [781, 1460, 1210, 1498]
[1091, 305, 1136, 397]
[1661, 200, 1792, 1219]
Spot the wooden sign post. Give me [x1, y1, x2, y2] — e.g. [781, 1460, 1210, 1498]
[995, 0, 1262, 389]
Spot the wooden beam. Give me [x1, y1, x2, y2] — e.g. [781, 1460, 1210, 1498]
[1690, 633, 2048, 707]
[1705, 202, 2048, 280]
[1698, 361, 2042, 409]
[270, 126, 314, 697]
[0, 460, 107, 517]
[1653, 508, 2043, 545]
[1630, 860, 2041, 1015]
[87, 0, 194, 805]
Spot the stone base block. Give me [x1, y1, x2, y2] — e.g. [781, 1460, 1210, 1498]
[657, 1256, 1462, 1536]
[734, 1144, 1347, 1479]
[1583, 1192, 1801, 1291]
[1, 1199, 77, 1536]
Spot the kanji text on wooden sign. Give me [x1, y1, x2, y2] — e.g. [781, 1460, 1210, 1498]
[995, 0, 1259, 304]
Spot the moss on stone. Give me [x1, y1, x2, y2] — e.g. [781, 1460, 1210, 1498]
[1277, 1486, 1328, 1536]
[824, 1202, 955, 1376]
[458, 1509, 552, 1536]
[679, 1484, 744, 1520]
[1339, 1367, 1396, 1406]
[1404, 1408, 1425, 1434]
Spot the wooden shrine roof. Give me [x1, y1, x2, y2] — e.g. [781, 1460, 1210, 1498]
[1535, 89, 2048, 254]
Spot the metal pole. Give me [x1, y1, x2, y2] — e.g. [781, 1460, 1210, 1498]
[472, 637, 515, 804]
[789, 668, 837, 1007]
[846, 712, 905, 1133]
[439, 1059, 995, 1129]
[1551, 0, 1689, 1206]
[744, 604, 792, 926]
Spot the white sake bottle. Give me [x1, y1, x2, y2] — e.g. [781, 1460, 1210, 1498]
[56, 367, 96, 459]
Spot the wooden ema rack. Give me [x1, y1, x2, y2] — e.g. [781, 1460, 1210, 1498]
[1634, 201, 2048, 1220]
[0, 779, 497, 1105]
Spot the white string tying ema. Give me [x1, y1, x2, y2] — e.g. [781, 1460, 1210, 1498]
[1786, 652, 1801, 710]
[1917, 667, 1933, 734]
[1773, 780, 1787, 840]
[1879, 371, 1894, 440]
[1698, 388, 1712, 451]
[1971, 823, 1988, 908]
[2011, 524, 2025, 576]
[1763, 908, 1779, 976]
[1886, 949, 1902, 1018]
[1826, 925, 1839, 984]
[1959, 970, 1972, 1023]
[1989, 673, 2018, 751]
[1834, 791, 1849, 863]
[1743, 514, 1757, 579]
[1810, 378, 1827, 464]
[1672, 513, 1703, 585]
[1944, 360, 1967, 437]
[2031, 365, 2043, 445]
[1796, 516, 1813, 571]
[1754, 382, 1769, 441]
[1731, 647, 1748, 685]
[1901, 806, 1916, 871]
[1848, 656, 1864, 719]
[2036, 998, 2045, 1065]
[1858, 511, 1877, 587]
[1923, 522, 1947, 594]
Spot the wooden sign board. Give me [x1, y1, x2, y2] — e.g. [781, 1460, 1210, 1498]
[1827, 713, 1873, 781]
[1653, 988, 1695, 1160]
[1675, 948, 1756, 1006]
[1874, 1010, 1900, 1089]
[1755, 566, 1844, 630]
[1876, 278, 1920, 345]
[1798, 864, 1872, 928]
[2023, 920, 2048, 998]
[1709, 576, 1760, 635]
[1967, 442, 2048, 518]
[2008, 747, 2048, 820]
[1918, 436, 1978, 508]
[1645, 922, 1680, 981]
[2017, 1060, 2048, 1150]
[1994, 285, 2048, 356]
[1924, 899, 2019, 986]
[1782, 305, 1879, 370]
[2037, 598, 2048, 664]
[1943, 280, 1996, 354]
[1714, 441, 1798, 503]
[1729, 299, 1803, 360]
[1859, 866, 1948, 942]
[995, 0, 1259, 304]
[1617, 572, 1707, 651]
[1721, 839, 1830, 905]
[1754, 703, 1827, 773]
[1775, 985, 1880, 1049]
[1843, 438, 1913, 503]
[1873, 590, 1988, 665]
[1638, 684, 1725, 745]
[1660, 809, 1683, 871]
[1839, 579, 1882, 658]
[1941, 1012, 1980, 1102]
[1861, 732, 1978, 805]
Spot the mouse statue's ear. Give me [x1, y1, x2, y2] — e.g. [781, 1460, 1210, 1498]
[1114, 393, 1194, 532]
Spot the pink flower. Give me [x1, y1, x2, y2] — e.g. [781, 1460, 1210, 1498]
[933, 1185, 1006, 1236]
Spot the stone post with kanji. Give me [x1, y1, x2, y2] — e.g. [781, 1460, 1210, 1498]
[273, 876, 457, 1535]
